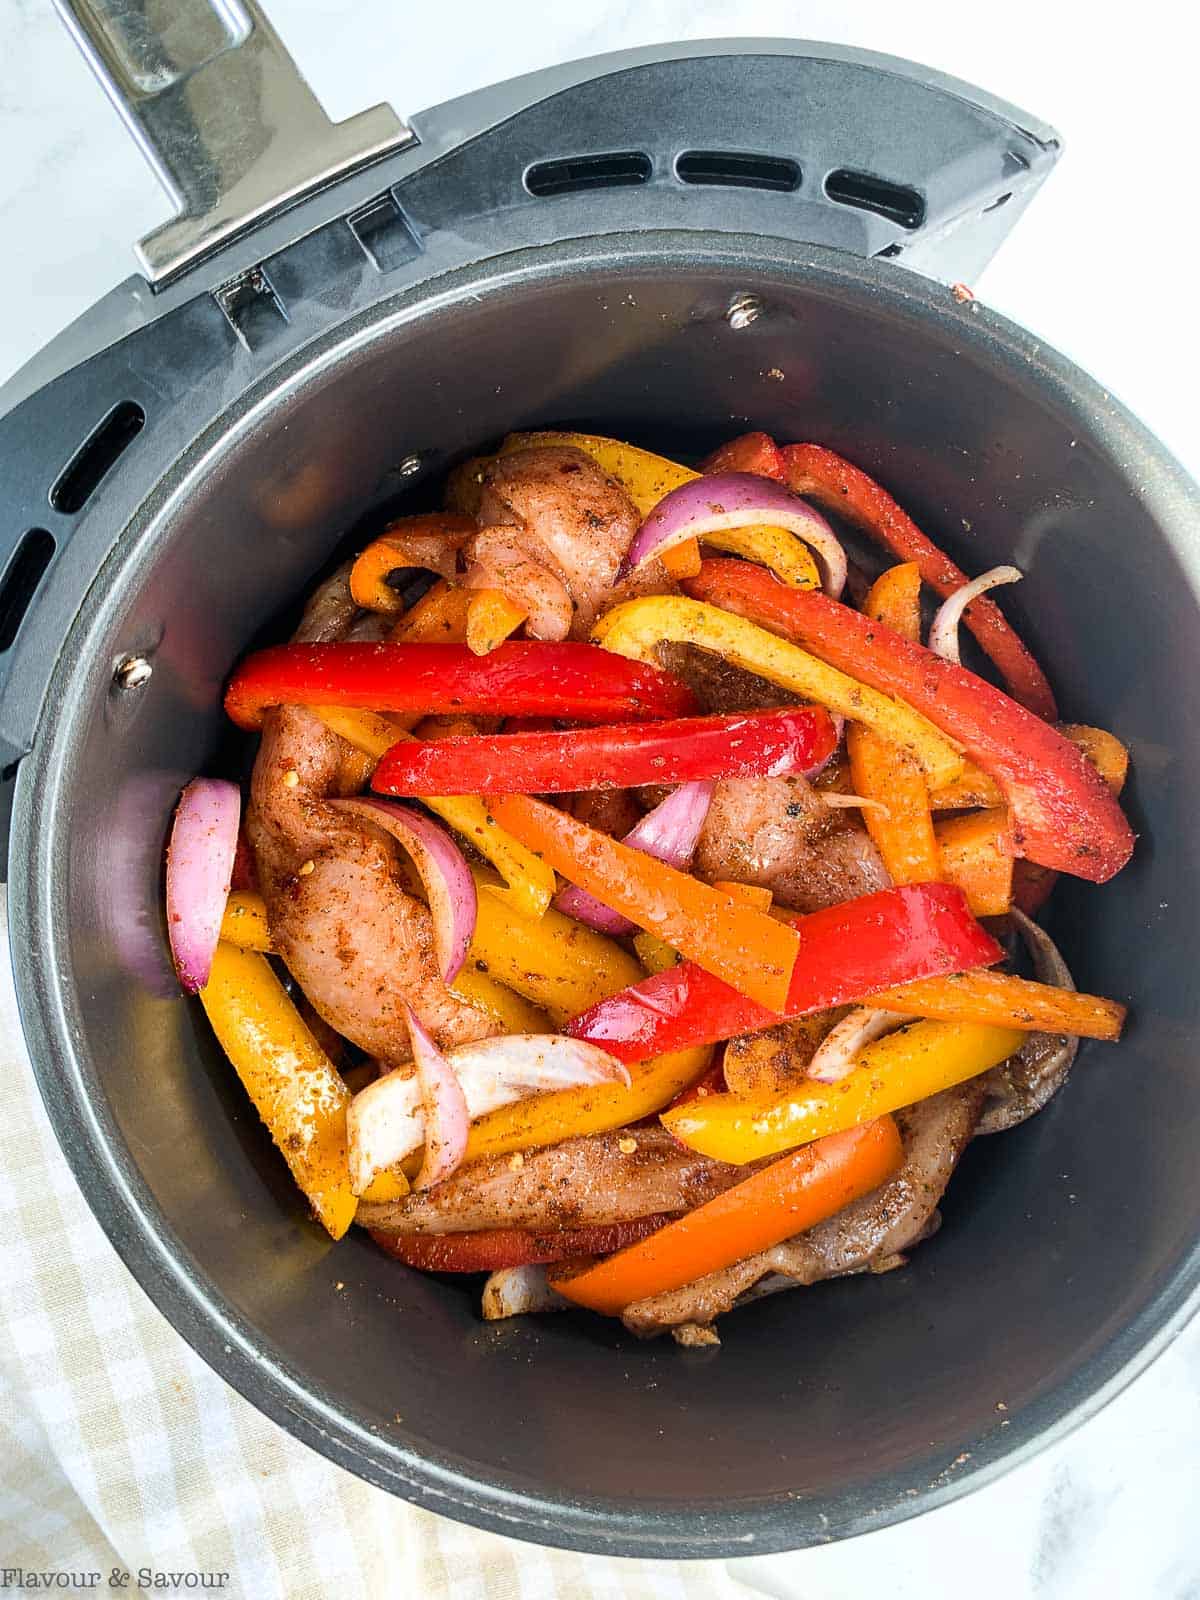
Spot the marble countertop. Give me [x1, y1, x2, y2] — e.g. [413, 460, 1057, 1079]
[2, 1, 1197, 1593]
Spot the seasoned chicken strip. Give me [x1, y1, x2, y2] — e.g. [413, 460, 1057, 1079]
[245, 568, 496, 1061]
[621, 1085, 983, 1339]
[466, 446, 670, 638]
[358, 1126, 749, 1234]
[694, 773, 887, 913]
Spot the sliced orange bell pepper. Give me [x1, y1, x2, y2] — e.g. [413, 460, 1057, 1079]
[935, 807, 1014, 917]
[486, 793, 802, 1013]
[873, 967, 1125, 1039]
[389, 579, 471, 642]
[349, 516, 474, 614]
[465, 588, 528, 655]
[846, 562, 943, 886]
[712, 880, 773, 911]
[664, 1019, 1024, 1164]
[550, 1116, 904, 1314]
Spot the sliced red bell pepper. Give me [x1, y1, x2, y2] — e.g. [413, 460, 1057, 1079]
[779, 441, 1058, 720]
[567, 883, 1003, 1063]
[368, 1216, 670, 1273]
[487, 793, 803, 1013]
[700, 431, 787, 479]
[224, 641, 697, 730]
[371, 706, 836, 796]
[685, 560, 1133, 883]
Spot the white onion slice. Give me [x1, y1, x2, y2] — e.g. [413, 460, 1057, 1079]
[808, 1007, 907, 1084]
[821, 792, 892, 819]
[619, 472, 847, 598]
[482, 1265, 569, 1320]
[165, 778, 242, 993]
[330, 797, 476, 983]
[928, 566, 1023, 664]
[553, 781, 714, 935]
[349, 1031, 630, 1194]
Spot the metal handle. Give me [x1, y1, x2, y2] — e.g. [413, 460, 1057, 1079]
[53, 0, 414, 282]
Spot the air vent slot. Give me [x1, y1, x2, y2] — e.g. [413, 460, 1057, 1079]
[825, 170, 925, 230]
[49, 401, 145, 514]
[525, 152, 652, 197]
[0, 529, 55, 651]
[349, 193, 419, 273]
[675, 150, 800, 192]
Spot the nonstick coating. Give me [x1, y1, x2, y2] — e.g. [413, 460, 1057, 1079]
[12, 235, 1200, 1556]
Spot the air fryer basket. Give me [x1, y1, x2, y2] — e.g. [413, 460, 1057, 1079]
[2, 4, 1198, 1561]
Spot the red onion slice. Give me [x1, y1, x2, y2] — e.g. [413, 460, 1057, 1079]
[808, 1007, 907, 1084]
[404, 1006, 471, 1190]
[619, 472, 847, 598]
[330, 797, 476, 983]
[165, 777, 242, 993]
[553, 781, 714, 936]
[928, 565, 1023, 663]
[349, 1031, 630, 1193]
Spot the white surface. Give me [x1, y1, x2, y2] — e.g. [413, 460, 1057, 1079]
[2, 1, 1198, 1594]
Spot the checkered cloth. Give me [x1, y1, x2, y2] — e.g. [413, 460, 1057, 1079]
[0, 893, 758, 1598]
[2, 883, 1197, 1598]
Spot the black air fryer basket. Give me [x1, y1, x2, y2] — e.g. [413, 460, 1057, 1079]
[1, 0, 1196, 1558]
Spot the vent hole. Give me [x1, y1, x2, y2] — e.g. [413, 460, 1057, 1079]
[825, 170, 925, 230]
[675, 150, 800, 192]
[876, 243, 904, 259]
[525, 152, 652, 198]
[0, 529, 55, 651]
[49, 401, 145, 515]
[983, 191, 1013, 213]
[349, 193, 419, 273]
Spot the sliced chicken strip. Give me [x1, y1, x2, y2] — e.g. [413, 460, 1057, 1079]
[466, 446, 671, 638]
[694, 772, 887, 913]
[245, 567, 496, 1061]
[622, 1085, 983, 1339]
[357, 1126, 750, 1235]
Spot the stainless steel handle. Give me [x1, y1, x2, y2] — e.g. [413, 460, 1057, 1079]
[53, 0, 414, 282]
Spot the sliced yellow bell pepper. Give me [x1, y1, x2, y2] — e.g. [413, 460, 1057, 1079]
[199, 942, 358, 1238]
[662, 1019, 1025, 1164]
[634, 930, 680, 976]
[448, 966, 550, 1034]
[220, 890, 272, 951]
[592, 595, 965, 789]
[311, 705, 556, 920]
[459, 1046, 713, 1164]
[469, 875, 641, 1024]
[502, 431, 821, 588]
